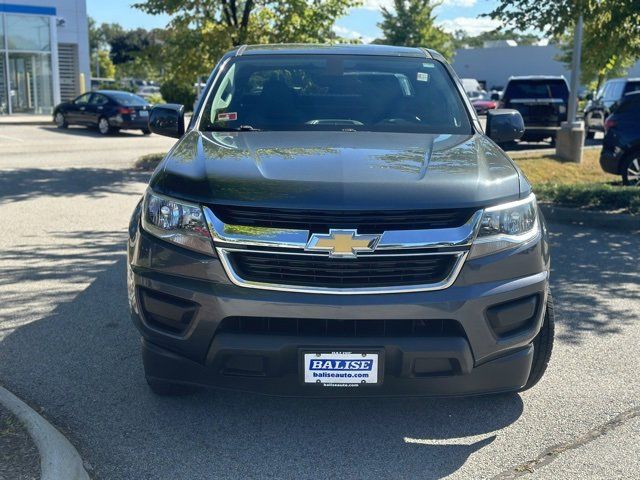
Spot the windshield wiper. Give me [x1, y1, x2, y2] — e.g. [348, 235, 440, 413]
[210, 125, 261, 132]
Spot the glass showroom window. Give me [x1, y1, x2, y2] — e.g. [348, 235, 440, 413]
[0, 15, 7, 114]
[5, 14, 54, 114]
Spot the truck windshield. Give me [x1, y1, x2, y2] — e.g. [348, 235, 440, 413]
[198, 54, 472, 134]
[505, 80, 569, 100]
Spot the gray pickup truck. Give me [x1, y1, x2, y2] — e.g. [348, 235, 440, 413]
[127, 44, 553, 397]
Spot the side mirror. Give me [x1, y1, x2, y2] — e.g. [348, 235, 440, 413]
[586, 92, 594, 101]
[490, 93, 500, 101]
[149, 103, 185, 138]
[486, 109, 525, 143]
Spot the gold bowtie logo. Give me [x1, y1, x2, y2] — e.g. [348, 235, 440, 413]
[306, 229, 381, 258]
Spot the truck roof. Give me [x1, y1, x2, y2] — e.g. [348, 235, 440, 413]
[507, 75, 567, 81]
[231, 43, 432, 58]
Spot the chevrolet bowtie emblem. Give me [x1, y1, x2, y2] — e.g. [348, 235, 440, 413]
[305, 229, 381, 258]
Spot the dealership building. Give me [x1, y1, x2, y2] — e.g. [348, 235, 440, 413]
[452, 44, 640, 91]
[1, 0, 90, 115]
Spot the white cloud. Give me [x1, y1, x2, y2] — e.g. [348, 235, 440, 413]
[360, 0, 477, 10]
[332, 25, 375, 44]
[359, 0, 394, 10]
[438, 16, 500, 35]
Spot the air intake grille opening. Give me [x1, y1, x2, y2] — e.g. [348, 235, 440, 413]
[227, 251, 458, 288]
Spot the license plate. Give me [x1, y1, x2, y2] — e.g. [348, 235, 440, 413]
[139, 110, 149, 117]
[303, 351, 380, 386]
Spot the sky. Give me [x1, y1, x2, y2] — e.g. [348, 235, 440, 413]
[86, 0, 502, 42]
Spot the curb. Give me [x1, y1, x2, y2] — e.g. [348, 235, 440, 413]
[0, 385, 90, 480]
[540, 204, 640, 232]
[0, 122, 52, 126]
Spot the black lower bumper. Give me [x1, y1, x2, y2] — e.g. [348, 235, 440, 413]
[142, 334, 533, 397]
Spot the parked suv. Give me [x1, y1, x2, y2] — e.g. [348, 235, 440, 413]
[501, 76, 570, 143]
[585, 78, 640, 139]
[600, 91, 640, 185]
[128, 45, 553, 397]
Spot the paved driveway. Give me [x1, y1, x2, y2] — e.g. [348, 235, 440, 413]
[0, 125, 638, 479]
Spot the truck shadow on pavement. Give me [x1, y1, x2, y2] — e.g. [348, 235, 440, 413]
[0, 168, 150, 204]
[1, 223, 636, 479]
[0, 254, 519, 479]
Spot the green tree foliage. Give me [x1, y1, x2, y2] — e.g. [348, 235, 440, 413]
[488, 0, 640, 86]
[452, 29, 539, 49]
[134, 0, 360, 90]
[375, 0, 454, 59]
[557, 25, 637, 90]
[160, 79, 196, 107]
[92, 50, 116, 78]
[108, 28, 154, 65]
[88, 18, 166, 81]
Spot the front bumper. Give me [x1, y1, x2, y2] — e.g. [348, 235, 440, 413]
[128, 209, 550, 396]
[142, 336, 533, 397]
[110, 114, 149, 130]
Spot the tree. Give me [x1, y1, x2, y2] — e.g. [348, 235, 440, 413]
[487, 0, 640, 86]
[557, 25, 636, 91]
[452, 29, 539, 49]
[375, 0, 454, 59]
[108, 28, 154, 65]
[92, 50, 116, 78]
[134, 0, 361, 86]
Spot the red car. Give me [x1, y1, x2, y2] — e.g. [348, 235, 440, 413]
[472, 96, 498, 115]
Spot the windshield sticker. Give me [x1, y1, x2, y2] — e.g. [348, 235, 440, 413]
[422, 62, 435, 68]
[217, 112, 237, 122]
[417, 72, 430, 82]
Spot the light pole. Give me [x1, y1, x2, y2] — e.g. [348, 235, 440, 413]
[556, 14, 585, 163]
[567, 14, 584, 124]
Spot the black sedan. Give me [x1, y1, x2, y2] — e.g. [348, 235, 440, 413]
[53, 90, 151, 135]
[600, 92, 640, 186]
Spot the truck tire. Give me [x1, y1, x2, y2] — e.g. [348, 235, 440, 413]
[520, 292, 555, 391]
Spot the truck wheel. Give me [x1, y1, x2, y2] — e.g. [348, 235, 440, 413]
[145, 376, 200, 396]
[520, 292, 555, 391]
[621, 155, 640, 186]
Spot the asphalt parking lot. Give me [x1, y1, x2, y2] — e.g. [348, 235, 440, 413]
[0, 124, 638, 479]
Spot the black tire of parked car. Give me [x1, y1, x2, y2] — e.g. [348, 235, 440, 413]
[621, 154, 640, 187]
[141, 128, 152, 135]
[519, 292, 555, 392]
[54, 112, 68, 129]
[98, 117, 113, 136]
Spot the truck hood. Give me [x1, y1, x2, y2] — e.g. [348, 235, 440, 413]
[150, 130, 523, 210]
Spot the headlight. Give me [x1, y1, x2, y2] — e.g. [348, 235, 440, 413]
[141, 189, 214, 255]
[469, 194, 539, 258]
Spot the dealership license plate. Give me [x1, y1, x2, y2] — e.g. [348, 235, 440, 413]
[303, 352, 379, 386]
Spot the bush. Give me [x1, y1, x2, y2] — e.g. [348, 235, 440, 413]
[160, 80, 195, 109]
[534, 183, 640, 215]
[146, 93, 165, 105]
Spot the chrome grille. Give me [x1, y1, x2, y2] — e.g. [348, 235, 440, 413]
[204, 206, 481, 294]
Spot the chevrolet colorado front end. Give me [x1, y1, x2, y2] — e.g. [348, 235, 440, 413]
[127, 44, 553, 397]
